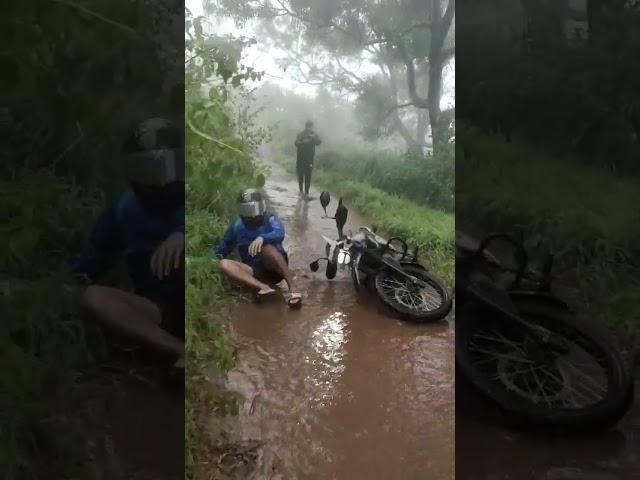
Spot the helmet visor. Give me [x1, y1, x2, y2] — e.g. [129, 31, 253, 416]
[238, 200, 266, 218]
[126, 149, 185, 185]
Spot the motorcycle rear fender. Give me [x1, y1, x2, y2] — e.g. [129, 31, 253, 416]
[468, 279, 520, 317]
[467, 282, 575, 336]
[507, 290, 573, 313]
[401, 261, 425, 270]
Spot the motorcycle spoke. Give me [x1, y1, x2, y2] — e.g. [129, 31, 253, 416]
[381, 278, 405, 288]
[474, 332, 527, 355]
[559, 358, 606, 393]
[530, 368, 553, 407]
[469, 345, 534, 364]
[463, 305, 615, 413]
[382, 275, 443, 312]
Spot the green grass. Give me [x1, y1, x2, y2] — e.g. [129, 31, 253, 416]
[274, 153, 455, 284]
[184, 96, 267, 477]
[457, 126, 640, 340]
[1, 170, 109, 479]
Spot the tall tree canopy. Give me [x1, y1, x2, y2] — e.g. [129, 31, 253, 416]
[208, 0, 455, 154]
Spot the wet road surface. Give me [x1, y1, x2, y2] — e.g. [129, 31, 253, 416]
[456, 375, 640, 480]
[223, 148, 455, 479]
[84, 371, 184, 480]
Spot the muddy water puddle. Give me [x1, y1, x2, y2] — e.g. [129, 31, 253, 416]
[222, 149, 455, 479]
[84, 375, 184, 480]
[106, 383, 184, 479]
[456, 374, 640, 480]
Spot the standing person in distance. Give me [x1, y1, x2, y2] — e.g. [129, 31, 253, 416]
[294, 120, 321, 200]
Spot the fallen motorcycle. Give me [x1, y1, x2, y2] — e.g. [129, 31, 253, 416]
[456, 231, 634, 433]
[309, 191, 452, 322]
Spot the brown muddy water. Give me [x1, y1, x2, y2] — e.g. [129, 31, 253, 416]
[85, 370, 184, 480]
[222, 152, 455, 479]
[102, 382, 184, 479]
[456, 376, 640, 480]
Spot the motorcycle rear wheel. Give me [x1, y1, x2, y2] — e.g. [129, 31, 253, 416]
[374, 265, 452, 321]
[456, 297, 634, 433]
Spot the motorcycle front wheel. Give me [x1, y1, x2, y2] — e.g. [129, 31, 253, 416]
[374, 265, 452, 321]
[456, 297, 634, 433]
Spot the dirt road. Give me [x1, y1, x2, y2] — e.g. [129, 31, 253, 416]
[223, 149, 455, 479]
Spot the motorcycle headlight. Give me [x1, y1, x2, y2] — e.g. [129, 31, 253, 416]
[337, 249, 351, 265]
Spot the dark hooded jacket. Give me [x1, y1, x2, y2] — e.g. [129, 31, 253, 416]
[295, 129, 322, 164]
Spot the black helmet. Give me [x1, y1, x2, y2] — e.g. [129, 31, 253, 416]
[123, 118, 184, 186]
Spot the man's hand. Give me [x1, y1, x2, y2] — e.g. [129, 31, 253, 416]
[151, 232, 184, 279]
[248, 236, 264, 257]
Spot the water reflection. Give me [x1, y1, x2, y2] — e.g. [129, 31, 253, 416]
[293, 196, 310, 231]
[309, 311, 347, 406]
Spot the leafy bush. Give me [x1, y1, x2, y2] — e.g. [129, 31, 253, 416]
[0, 167, 108, 478]
[315, 143, 454, 213]
[3, 1, 184, 475]
[457, 125, 640, 339]
[184, 12, 269, 476]
[457, 8, 640, 175]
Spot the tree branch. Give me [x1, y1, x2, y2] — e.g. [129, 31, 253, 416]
[335, 57, 366, 85]
[384, 102, 415, 118]
[400, 45, 429, 109]
[441, 0, 455, 38]
[52, 0, 138, 36]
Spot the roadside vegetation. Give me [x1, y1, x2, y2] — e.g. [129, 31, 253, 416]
[3, 1, 181, 477]
[457, 126, 640, 341]
[184, 10, 268, 478]
[457, 3, 640, 343]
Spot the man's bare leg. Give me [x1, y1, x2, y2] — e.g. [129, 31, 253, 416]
[259, 245, 302, 305]
[218, 259, 275, 294]
[82, 285, 184, 358]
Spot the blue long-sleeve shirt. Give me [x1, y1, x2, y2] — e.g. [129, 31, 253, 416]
[214, 212, 286, 267]
[69, 188, 184, 304]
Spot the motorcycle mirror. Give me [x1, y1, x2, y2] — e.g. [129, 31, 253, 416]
[320, 191, 331, 209]
[326, 261, 337, 279]
[335, 204, 348, 232]
[310, 260, 320, 272]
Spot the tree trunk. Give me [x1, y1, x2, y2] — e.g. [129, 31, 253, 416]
[416, 109, 429, 150]
[427, 56, 443, 152]
[386, 61, 422, 153]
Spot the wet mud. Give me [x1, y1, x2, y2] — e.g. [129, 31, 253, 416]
[84, 370, 184, 480]
[221, 148, 455, 479]
[456, 376, 640, 480]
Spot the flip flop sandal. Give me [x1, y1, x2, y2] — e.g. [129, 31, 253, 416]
[287, 294, 303, 308]
[256, 290, 279, 303]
